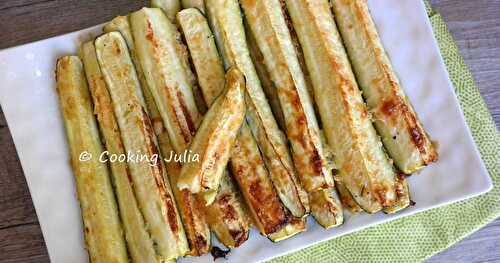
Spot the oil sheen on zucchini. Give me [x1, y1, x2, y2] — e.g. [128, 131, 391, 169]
[56, 56, 128, 263]
[95, 32, 189, 260]
[130, 8, 250, 249]
[330, 0, 437, 174]
[241, 0, 343, 228]
[177, 8, 297, 243]
[177, 68, 246, 201]
[284, 0, 398, 213]
[104, 15, 212, 256]
[80, 42, 159, 262]
[206, 0, 309, 219]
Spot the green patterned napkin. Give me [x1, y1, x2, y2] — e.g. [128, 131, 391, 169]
[272, 2, 500, 262]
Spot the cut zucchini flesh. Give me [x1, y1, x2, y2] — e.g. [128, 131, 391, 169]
[284, 0, 397, 213]
[206, 0, 309, 219]
[177, 68, 246, 202]
[334, 175, 363, 214]
[131, 7, 202, 153]
[230, 123, 292, 236]
[330, 0, 437, 174]
[176, 8, 225, 107]
[129, 8, 251, 250]
[241, 0, 333, 192]
[383, 173, 411, 214]
[308, 188, 343, 228]
[104, 15, 212, 256]
[245, 21, 286, 131]
[241, 0, 343, 227]
[181, 0, 205, 13]
[152, 2, 209, 114]
[56, 56, 128, 263]
[95, 32, 189, 259]
[204, 171, 250, 248]
[176, 8, 251, 248]
[80, 42, 159, 263]
[267, 218, 306, 242]
[151, 0, 181, 21]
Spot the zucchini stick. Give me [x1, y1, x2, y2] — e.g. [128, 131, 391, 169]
[330, 0, 437, 175]
[206, 0, 309, 219]
[245, 22, 286, 131]
[284, 0, 397, 213]
[80, 42, 158, 263]
[231, 123, 305, 241]
[178, 9, 286, 245]
[180, 6, 304, 240]
[241, 0, 333, 191]
[130, 8, 250, 249]
[177, 8, 225, 108]
[383, 173, 411, 214]
[152, 2, 209, 114]
[241, 0, 342, 228]
[151, 0, 181, 21]
[55, 56, 128, 263]
[334, 175, 363, 214]
[131, 7, 202, 155]
[95, 32, 189, 260]
[177, 67, 246, 200]
[204, 171, 250, 248]
[181, 0, 205, 13]
[104, 16, 212, 256]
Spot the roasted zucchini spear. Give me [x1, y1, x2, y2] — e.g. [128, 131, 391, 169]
[231, 123, 305, 241]
[104, 15, 212, 256]
[131, 7, 202, 155]
[241, 0, 342, 228]
[177, 67, 246, 201]
[95, 32, 189, 260]
[206, 0, 309, 219]
[245, 22, 286, 131]
[80, 42, 159, 262]
[151, 0, 181, 21]
[181, 0, 205, 13]
[204, 171, 250, 248]
[176, 8, 301, 241]
[334, 175, 363, 214]
[130, 8, 250, 249]
[176, 8, 225, 108]
[55, 56, 128, 263]
[284, 0, 397, 213]
[152, 1, 209, 114]
[330, 0, 437, 174]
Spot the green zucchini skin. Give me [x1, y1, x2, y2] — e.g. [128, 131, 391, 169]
[330, 0, 437, 174]
[56, 56, 128, 263]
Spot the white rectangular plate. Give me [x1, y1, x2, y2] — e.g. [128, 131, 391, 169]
[0, 1, 492, 262]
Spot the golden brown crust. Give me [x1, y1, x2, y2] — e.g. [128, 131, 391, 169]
[284, 0, 397, 213]
[56, 56, 129, 263]
[331, 0, 437, 174]
[95, 32, 189, 259]
[230, 123, 289, 235]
